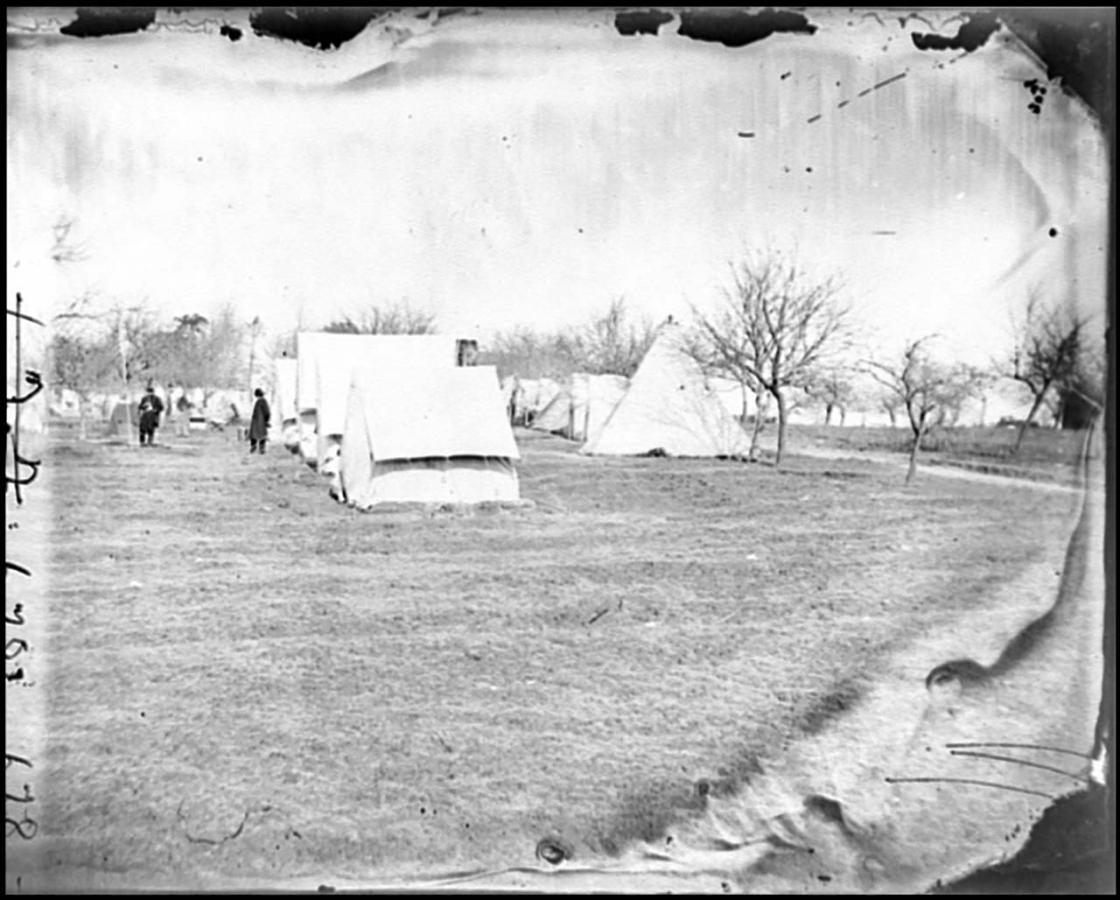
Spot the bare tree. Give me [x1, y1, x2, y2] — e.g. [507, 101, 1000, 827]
[935, 364, 994, 428]
[1052, 332, 1105, 430]
[866, 337, 977, 483]
[805, 367, 855, 426]
[575, 297, 656, 377]
[323, 300, 437, 335]
[48, 304, 119, 438]
[1001, 292, 1087, 454]
[690, 252, 850, 466]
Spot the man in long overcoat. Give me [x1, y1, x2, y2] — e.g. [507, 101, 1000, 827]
[249, 388, 270, 455]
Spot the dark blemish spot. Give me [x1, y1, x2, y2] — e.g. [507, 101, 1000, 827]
[60, 7, 156, 38]
[249, 8, 385, 50]
[1049, 227, 1058, 237]
[806, 114, 821, 124]
[835, 80, 841, 86]
[780, 71, 792, 80]
[911, 12, 1000, 52]
[1029, 103, 1041, 114]
[317, 886, 336, 893]
[783, 165, 790, 172]
[837, 99, 850, 108]
[697, 779, 711, 797]
[220, 24, 242, 42]
[140, 711, 145, 718]
[420, 806, 425, 814]
[677, 9, 817, 48]
[197, 156, 203, 162]
[805, 166, 813, 173]
[536, 836, 572, 865]
[737, 131, 755, 138]
[818, 874, 833, 882]
[969, 147, 975, 153]
[615, 10, 674, 37]
[578, 227, 584, 233]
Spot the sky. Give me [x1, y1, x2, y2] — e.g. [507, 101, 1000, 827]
[6, 7, 1110, 367]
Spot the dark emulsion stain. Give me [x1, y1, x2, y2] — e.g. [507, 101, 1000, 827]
[911, 13, 1000, 52]
[677, 9, 817, 48]
[60, 7, 156, 38]
[614, 10, 674, 37]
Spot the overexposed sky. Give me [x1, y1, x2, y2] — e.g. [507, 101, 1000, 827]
[6, 7, 1109, 365]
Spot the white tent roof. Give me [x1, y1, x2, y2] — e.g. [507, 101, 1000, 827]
[582, 323, 749, 457]
[297, 332, 458, 435]
[350, 364, 520, 462]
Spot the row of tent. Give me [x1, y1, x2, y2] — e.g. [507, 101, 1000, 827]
[275, 323, 1046, 510]
[277, 324, 759, 511]
[274, 334, 521, 510]
[46, 388, 249, 436]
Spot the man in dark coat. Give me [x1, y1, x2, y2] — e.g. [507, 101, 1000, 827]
[137, 384, 164, 446]
[249, 388, 270, 455]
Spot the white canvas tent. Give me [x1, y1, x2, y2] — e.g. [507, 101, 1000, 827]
[296, 333, 459, 470]
[529, 374, 628, 441]
[570, 373, 629, 444]
[339, 364, 520, 508]
[582, 323, 749, 457]
[531, 386, 574, 435]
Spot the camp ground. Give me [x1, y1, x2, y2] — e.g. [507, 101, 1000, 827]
[582, 324, 751, 458]
[12, 7, 1110, 896]
[338, 364, 520, 508]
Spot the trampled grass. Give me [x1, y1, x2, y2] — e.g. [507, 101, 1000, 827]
[36, 426, 1081, 886]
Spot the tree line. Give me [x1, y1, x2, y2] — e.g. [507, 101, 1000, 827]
[48, 259, 1103, 482]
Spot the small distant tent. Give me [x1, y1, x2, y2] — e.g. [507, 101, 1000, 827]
[581, 323, 749, 457]
[297, 333, 460, 472]
[203, 390, 245, 429]
[571, 373, 629, 444]
[530, 374, 628, 441]
[511, 377, 562, 426]
[532, 387, 574, 435]
[339, 364, 520, 508]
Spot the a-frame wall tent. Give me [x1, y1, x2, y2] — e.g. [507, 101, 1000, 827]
[581, 323, 750, 457]
[339, 364, 521, 509]
[529, 373, 628, 441]
[295, 332, 459, 469]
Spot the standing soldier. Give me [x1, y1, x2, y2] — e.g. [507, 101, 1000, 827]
[137, 384, 164, 447]
[249, 388, 270, 455]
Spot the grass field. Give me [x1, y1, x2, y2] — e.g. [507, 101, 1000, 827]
[35, 423, 1085, 887]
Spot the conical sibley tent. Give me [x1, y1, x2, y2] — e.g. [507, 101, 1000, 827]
[581, 323, 749, 457]
[339, 364, 521, 509]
